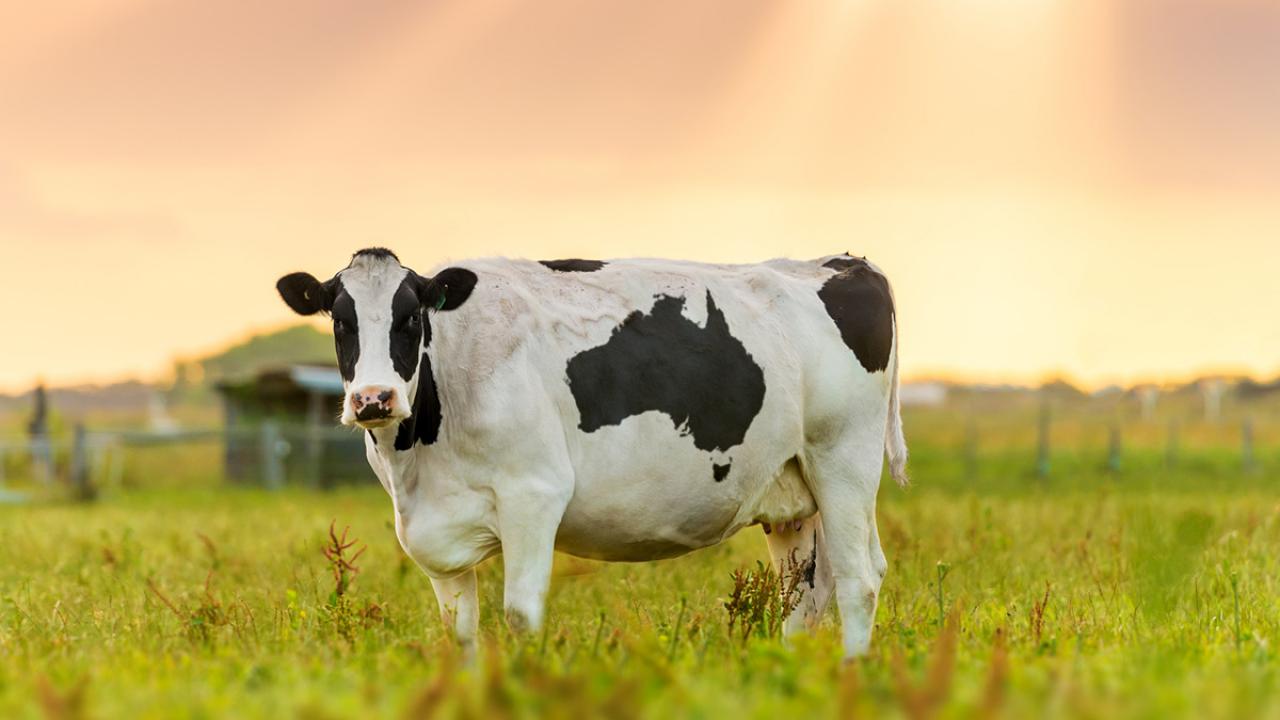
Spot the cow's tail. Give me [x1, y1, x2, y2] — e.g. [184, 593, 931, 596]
[885, 316, 909, 487]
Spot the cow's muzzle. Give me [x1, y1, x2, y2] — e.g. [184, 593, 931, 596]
[349, 386, 405, 428]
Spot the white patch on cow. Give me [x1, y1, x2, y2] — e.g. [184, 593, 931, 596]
[337, 254, 414, 425]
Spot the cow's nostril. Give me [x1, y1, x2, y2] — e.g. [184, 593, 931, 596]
[378, 390, 393, 403]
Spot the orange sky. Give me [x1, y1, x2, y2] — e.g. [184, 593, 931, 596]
[3, 0, 1279, 393]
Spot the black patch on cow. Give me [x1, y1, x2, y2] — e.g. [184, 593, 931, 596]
[367, 430, 377, 445]
[352, 247, 399, 263]
[817, 261, 894, 373]
[540, 259, 607, 273]
[821, 253, 866, 272]
[329, 280, 360, 382]
[357, 404, 392, 422]
[388, 268, 471, 450]
[394, 349, 442, 451]
[389, 277, 424, 381]
[421, 267, 478, 312]
[713, 463, 731, 482]
[803, 531, 818, 588]
[566, 291, 766, 454]
[276, 272, 337, 316]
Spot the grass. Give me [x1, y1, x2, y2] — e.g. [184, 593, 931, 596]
[2, 474, 1279, 718]
[1, 398, 1279, 718]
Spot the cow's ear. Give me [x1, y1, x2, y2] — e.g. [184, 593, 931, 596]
[419, 267, 477, 312]
[276, 272, 333, 316]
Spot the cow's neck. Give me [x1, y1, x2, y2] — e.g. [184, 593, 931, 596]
[369, 425, 418, 508]
[367, 360, 428, 515]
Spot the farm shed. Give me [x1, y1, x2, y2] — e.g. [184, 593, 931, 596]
[216, 365, 368, 488]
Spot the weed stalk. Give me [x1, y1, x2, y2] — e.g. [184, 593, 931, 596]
[591, 612, 606, 658]
[668, 596, 687, 662]
[1230, 570, 1242, 655]
[935, 562, 951, 626]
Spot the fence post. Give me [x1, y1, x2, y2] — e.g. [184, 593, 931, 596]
[260, 421, 286, 490]
[1166, 420, 1179, 469]
[1107, 424, 1122, 473]
[1242, 418, 1256, 474]
[1036, 400, 1051, 478]
[28, 383, 52, 485]
[69, 424, 96, 502]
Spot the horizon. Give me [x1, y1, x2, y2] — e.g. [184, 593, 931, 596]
[2, 317, 1274, 398]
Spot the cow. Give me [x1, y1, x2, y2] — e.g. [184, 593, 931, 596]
[276, 248, 907, 658]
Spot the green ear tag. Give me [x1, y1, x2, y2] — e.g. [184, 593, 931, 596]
[434, 291, 447, 311]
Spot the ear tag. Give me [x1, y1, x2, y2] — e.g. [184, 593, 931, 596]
[434, 291, 447, 311]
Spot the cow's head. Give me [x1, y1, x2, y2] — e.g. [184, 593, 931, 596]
[275, 248, 476, 429]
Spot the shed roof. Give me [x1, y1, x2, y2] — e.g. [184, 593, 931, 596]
[289, 366, 344, 394]
[215, 365, 344, 399]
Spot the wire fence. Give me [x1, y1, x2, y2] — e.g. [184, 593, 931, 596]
[903, 399, 1277, 492]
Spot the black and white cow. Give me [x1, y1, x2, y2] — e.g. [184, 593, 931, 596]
[276, 248, 907, 658]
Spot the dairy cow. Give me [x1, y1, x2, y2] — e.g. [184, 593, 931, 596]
[276, 248, 907, 658]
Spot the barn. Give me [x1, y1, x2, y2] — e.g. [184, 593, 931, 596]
[215, 365, 367, 488]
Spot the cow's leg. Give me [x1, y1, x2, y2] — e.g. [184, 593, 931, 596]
[804, 439, 885, 658]
[869, 510, 889, 586]
[429, 568, 478, 656]
[496, 487, 569, 636]
[764, 514, 835, 636]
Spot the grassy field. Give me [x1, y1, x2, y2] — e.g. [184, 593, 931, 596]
[2, 397, 1279, 718]
[3, 465, 1280, 718]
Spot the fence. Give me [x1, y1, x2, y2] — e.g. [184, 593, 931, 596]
[0, 423, 370, 500]
[923, 399, 1276, 491]
[0, 398, 1273, 501]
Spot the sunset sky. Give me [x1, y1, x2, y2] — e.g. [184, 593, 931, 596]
[3, 0, 1278, 393]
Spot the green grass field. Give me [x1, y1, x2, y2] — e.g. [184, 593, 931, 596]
[4, 463, 1280, 718]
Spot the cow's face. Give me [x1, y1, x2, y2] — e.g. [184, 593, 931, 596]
[275, 248, 476, 430]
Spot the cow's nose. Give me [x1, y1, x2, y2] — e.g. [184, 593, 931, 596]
[351, 386, 397, 421]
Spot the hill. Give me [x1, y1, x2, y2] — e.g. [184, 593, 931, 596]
[193, 324, 334, 383]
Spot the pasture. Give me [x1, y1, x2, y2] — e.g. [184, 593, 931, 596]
[2, 401, 1279, 719]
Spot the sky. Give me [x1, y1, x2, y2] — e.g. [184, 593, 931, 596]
[2, 0, 1279, 393]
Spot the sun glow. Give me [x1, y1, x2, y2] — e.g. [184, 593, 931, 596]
[1, 0, 1278, 393]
